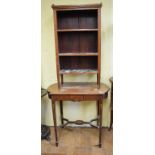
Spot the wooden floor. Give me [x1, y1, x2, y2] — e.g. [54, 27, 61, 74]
[41, 127, 113, 155]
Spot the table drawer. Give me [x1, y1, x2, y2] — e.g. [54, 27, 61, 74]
[52, 95, 83, 101]
[83, 95, 101, 101]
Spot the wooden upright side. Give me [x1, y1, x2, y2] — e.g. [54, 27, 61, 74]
[52, 8, 61, 88]
[97, 8, 101, 88]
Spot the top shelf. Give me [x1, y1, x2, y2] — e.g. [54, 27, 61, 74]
[57, 29, 98, 32]
[52, 3, 102, 10]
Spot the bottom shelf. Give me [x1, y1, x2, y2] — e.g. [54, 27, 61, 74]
[60, 69, 98, 74]
[61, 82, 98, 87]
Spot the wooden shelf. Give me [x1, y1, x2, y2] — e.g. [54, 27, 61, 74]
[60, 69, 98, 74]
[61, 82, 99, 87]
[52, 5, 101, 87]
[59, 53, 98, 56]
[57, 29, 98, 32]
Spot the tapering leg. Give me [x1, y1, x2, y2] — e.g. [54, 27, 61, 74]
[51, 99, 58, 146]
[60, 100, 64, 126]
[96, 100, 99, 126]
[99, 99, 103, 148]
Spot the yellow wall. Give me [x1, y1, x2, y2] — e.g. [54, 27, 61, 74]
[41, 0, 113, 127]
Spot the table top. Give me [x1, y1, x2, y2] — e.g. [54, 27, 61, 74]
[47, 82, 109, 95]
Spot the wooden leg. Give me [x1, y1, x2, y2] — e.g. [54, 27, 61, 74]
[60, 100, 64, 126]
[97, 74, 100, 88]
[51, 99, 58, 146]
[99, 99, 103, 148]
[96, 100, 99, 126]
[61, 75, 64, 84]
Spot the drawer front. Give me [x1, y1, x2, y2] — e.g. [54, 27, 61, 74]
[52, 95, 83, 101]
[83, 95, 101, 101]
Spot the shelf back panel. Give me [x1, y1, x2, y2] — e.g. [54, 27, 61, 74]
[58, 32, 97, 53]
[59, 56, 98, 70]
[57, 10, 97, 29]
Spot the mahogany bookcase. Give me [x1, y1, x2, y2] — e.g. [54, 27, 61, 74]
[52, 3, 102, 88]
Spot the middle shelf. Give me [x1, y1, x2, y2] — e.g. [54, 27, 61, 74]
[58, 31, 97, 54]
[57, 29, 98, 32]
[59, 52, 98, 56]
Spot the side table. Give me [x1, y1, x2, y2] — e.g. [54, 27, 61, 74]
[47, 83, 109, 148]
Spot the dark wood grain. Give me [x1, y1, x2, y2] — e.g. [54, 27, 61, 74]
[58, 32, 97, 53]
[57, 10, 97, 29]
[58, 32, 80, 53]
[79, 32, 97, 53]
[59, 56, 97, 70]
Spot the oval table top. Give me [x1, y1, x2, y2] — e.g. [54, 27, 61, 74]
[47, 82, 109, 95]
